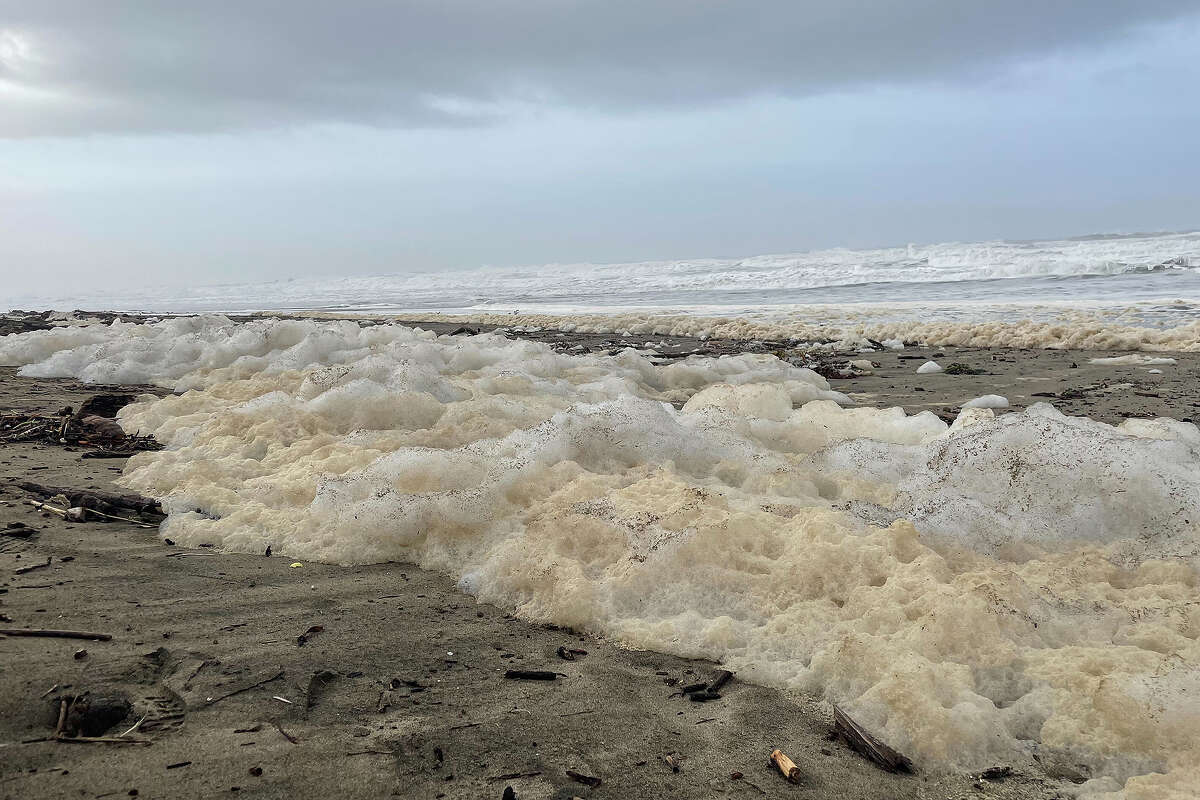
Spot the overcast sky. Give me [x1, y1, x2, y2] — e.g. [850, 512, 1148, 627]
[2, 1, 1199, 294]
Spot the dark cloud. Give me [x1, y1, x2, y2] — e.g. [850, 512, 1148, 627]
[1, 1, 1195, 136]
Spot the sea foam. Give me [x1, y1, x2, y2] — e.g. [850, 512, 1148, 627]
[2, 316, 1197, 799]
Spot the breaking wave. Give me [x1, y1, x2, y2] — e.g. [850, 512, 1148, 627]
[5, 231, 1199, 317]
[2, 316, 1198, 799]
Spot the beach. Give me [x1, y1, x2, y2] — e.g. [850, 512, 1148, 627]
[1, 313, 1199, 800]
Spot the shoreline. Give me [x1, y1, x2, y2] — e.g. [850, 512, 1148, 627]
[4, 310, 1198, 424]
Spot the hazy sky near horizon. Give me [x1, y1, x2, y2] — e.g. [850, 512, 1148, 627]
[2, 1, 1199, 294]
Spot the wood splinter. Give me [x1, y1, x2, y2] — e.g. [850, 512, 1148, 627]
[770, 748, 802, 784]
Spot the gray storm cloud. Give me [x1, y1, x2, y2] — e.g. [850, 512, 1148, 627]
[1, 0, 1196, 136]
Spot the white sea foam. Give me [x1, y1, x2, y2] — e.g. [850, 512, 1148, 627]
[379, 309, 1200, 352]
[961, 394, 1010, 409]
[2, 316, 1198, 798]
[1090, 355, 1179, 366]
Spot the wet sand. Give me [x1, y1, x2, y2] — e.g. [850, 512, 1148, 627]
[3, 313, 1197, 799]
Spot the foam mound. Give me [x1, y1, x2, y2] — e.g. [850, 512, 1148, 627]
[2, 316, 1198, 798]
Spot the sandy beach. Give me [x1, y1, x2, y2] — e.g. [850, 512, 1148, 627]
[2, 315, 1198, 799]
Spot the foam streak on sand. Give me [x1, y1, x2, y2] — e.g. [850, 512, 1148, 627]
[357, 309, 1200, 353]
[2, 316, 1198, 798]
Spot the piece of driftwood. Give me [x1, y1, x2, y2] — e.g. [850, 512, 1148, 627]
[0, 628, 113, 641]
[504, 670, 558, 681]
[19, 482, 163, 517]
[832, 704, 913, 773]
[708, 670, 735, 693]
[770, 749, 802, 783]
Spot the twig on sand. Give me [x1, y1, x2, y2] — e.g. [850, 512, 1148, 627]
[504, 670, 558, 681]
[0, 628, 112, 641]
[53, 735, 150, 746]
[54, 700, 67, 737]
[117, 716, 147, 738]
[566, 770, 602, 788]
[272, 721, 299, 744]
[205, 671, 285, 705]
[14, 557, 52, 575]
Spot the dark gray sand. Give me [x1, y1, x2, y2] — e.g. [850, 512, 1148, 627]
[3, 313, 1196, 799]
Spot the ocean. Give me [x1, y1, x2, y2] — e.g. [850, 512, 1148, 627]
[8, 231, 1200, 329]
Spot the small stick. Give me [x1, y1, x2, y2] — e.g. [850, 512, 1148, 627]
[770, 749, 802, 784]
[204, 670, 284, 705]
[565, 770, 602, 788]
[54, 700, 67, 737]
[77, 507, 157, 528]
[504, 670, 558, 681]
[272, 721, 298, 744]
[116, 715, 146, 738]
[0, 628, 113, 641]
[14, 557, 52, 575]
[25, 500, 66, 517]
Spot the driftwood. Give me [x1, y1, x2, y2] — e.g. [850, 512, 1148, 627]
[24, 500, 157, 528]
[0, 398, 160, 451]
[832, 704, 913, 773]
[708, 670, 735, 693]
[19, 482, 163, 517]
[770, 749, 802, 783]
[0, 628, 113, 641]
